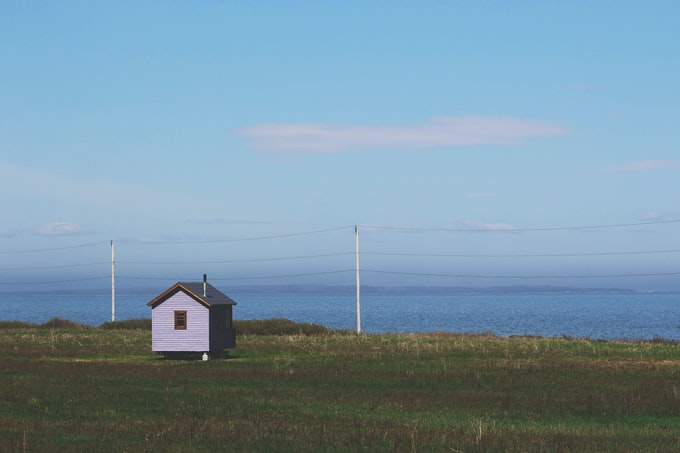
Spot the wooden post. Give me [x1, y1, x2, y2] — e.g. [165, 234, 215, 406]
[111, 240, 115, 322]
[355, 225, 361, 334]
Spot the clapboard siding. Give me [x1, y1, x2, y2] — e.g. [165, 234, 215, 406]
[151, 292, 210, 352]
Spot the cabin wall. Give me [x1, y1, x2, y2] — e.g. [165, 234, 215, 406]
[227, 305, 235, 348]
[151, 292, 209, 352]
[209, 306, 236, 350]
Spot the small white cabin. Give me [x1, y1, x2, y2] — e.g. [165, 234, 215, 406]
[147, 276, 236, 358]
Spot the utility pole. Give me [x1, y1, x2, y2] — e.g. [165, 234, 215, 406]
[111, 240, 115, 322]
[355, 225, 361, 334]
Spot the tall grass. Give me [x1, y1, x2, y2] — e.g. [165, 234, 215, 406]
[99, 318, 151, 330]
[1, 317, 334, 335]
[0, 317, 89, 330]
[234, 318, 350, 336]
[1, 320, 679, 452]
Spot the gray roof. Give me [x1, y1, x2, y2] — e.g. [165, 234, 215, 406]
[147, 281, 237, 308]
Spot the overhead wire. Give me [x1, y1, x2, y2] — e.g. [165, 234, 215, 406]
[118, 269, 355, 281]
[361, 218, 680, 232]
[115, 225, 354, 244]
[1, 220, 679, 285]
[0, 262, 109, 271]
[0, 240, 109, 255]
[120, 252, 354, 265]
[363, 269, 680, 279]
[0, 276, 110, 285]
[363, 249, 680, 258]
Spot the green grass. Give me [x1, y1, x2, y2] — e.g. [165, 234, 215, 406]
[1, 319, 679, 452]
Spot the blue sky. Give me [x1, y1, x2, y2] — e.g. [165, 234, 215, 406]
[1, 1, 679, 291]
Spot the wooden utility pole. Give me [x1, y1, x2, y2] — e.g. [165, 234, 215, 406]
[355, 225, 361, 334]
[111, 240, 115, 322]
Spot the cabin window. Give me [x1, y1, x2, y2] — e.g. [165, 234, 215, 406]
[174, 311, 187, 330]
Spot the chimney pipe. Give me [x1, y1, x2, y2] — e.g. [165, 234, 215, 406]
[203, 274, 207, 297]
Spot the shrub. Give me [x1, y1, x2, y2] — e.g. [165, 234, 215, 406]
[234, 318, 337, 336]
[99, 318, 152, 330]
[41, 317, 89, 329]
[0, 320, 39, 329]
[648, 336, 677, 344]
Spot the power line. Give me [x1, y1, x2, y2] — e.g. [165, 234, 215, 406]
[2, 219, 677, 254]
[363, 269, 680, 279]
[120, 252, 354, 265]
[0, 276, 109, 285]
[0, 241, 109, 255]
[0, 262, 109, 271]
[215, 270, 356, 280]
[5, 247, 676, 272]
[363, 249, 680, 258]
[116, 225, 354, 245]
[2, 221, 678, 287]
[361, 219, 680, 232]
[0, 227, 352, 254]
[118, 269, 355, 281]
[0, 252, 352, 272]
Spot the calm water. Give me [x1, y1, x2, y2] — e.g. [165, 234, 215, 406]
[1, 289, 679, 341]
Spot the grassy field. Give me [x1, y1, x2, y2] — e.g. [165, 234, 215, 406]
[1, 318, 680, 452]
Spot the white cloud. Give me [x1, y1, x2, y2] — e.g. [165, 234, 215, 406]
[0, 228, 17, 238]
[358, 221, 518, 233]
[236, 116, 567, 153]
[639, 212, 663, 221]
[463, 221, 516, 231]
[185, 218, 269, 225]
[604, 160, 680, 172]
[35, 222, 82, 236]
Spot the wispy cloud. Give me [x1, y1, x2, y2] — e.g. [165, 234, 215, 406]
[639, 212, 663, 221]
[35, 222, 82, 236]
[604, 160, 680, 172]
[463, 221, 516, 231]
[0, 228, 18, 238]
[236, 116, 567, 153]
[359, 221, 517, 232]
[185, 218, 269, 225]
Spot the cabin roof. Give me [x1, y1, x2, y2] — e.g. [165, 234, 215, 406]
[147, 282, 237, 309]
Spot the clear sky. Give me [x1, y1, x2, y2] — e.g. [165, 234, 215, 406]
[1, 1, 679, 291]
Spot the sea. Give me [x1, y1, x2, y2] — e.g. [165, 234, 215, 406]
[1, 286, 679, 341]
